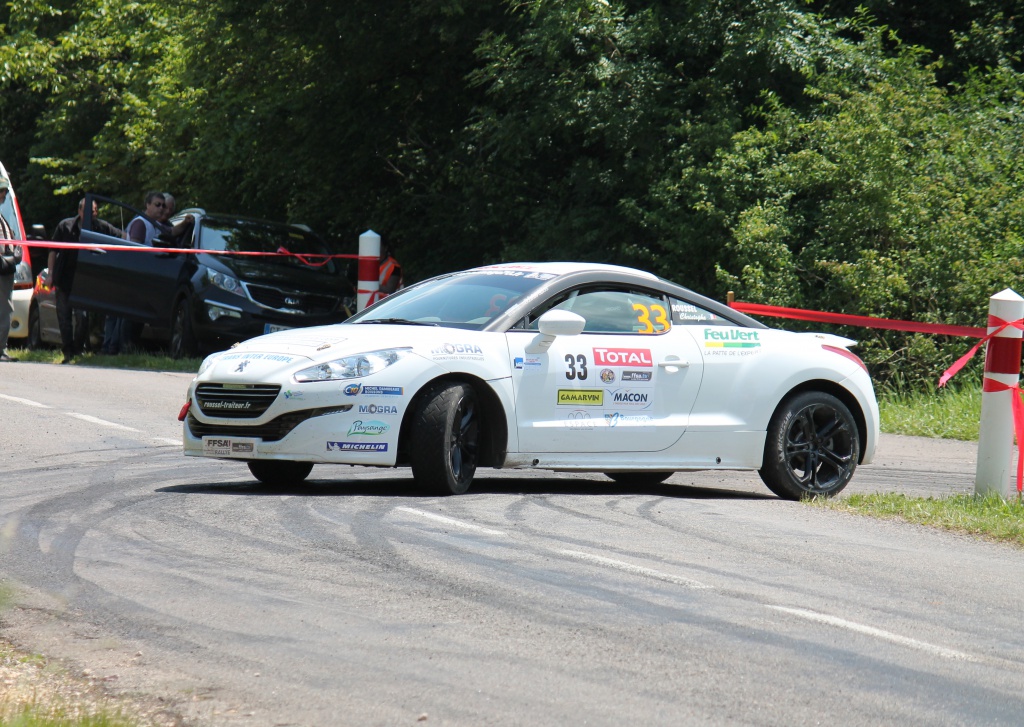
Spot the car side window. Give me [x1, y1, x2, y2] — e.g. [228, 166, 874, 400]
[670, 298, 733, 326]
[528, 286, 672, 334]
[85, 199, 137, 243]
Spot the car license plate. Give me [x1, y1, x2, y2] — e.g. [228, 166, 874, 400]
[202, 436, 259, 458]
[264, 323, 293, 334]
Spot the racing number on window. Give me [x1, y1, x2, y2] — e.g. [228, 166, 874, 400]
[632, 303, 671, 334]
[565, 354, 588, 380]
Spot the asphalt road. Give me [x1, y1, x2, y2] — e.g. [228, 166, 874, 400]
[1, 363, 1021, 726]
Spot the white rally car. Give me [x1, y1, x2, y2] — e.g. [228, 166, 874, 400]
[182, 262, 879, 499]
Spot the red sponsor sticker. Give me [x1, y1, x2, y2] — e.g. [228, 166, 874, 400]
[592, 347, 653, 367]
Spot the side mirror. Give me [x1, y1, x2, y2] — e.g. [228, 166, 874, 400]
[526, 309, 586, 353]
[537, 309, 586, 336]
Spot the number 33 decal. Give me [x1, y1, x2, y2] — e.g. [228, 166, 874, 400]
[565, 354, 588, 380]
[632, 303, 671, 334]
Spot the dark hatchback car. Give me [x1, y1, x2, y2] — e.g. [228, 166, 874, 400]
[72, 195, 356, 357]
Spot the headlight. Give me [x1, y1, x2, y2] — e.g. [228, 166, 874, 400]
[197, 352, 222, 376]
[13, 261, 31, 285]
[294, 348, 411, 382]
[206, 268, 244, 297]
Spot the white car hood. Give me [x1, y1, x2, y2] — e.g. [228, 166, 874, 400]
[202, 324, 499, 381]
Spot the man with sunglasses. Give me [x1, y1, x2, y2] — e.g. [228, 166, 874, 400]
[0, 177, 23, 362]
[126, 190, 168, 245]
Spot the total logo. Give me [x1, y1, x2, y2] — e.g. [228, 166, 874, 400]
[592, 347, 653, 367]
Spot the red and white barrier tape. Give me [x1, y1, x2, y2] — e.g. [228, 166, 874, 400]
[13, 238, 360, 268]
[729, 300, 985, 338]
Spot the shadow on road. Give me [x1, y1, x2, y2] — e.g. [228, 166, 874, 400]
[156, 475, 776, 501]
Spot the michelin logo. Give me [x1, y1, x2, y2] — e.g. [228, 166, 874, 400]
[327, 441, 388, 452]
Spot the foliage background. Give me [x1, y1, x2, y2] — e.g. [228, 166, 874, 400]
[2, 0, 1023, 388]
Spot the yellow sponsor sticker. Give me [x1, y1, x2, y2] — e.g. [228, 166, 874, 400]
[557, 389, 604, 406]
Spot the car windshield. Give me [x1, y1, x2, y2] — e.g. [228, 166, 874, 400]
[199, 218, 344, 275]
[347, 269, 558, 330]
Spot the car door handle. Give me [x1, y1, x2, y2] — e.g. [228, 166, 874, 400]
[658, 359, 689, 368]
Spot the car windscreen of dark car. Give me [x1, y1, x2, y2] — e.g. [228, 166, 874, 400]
[347, 269, 557, 330]
[200, 218, 343, 276]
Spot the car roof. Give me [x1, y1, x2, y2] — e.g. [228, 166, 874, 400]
[471, 261, 660, 280]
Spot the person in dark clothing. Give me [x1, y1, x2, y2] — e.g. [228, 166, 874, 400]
[47, 198, 121, 363]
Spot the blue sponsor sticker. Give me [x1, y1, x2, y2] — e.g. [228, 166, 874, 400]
[326, 441, 389, 452]
[362, 385, 403, 396]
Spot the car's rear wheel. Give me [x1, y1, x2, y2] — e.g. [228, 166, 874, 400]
[604, 472, 673, 486]
[170, 297, 198, 359]
[759, 391, 859, 500]
[247, 460, 313, 486]
[410, 382, 479, 495]
[27, 303, 43, 350]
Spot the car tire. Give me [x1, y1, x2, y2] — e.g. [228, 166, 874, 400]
[27, 303, 43, 350]
[410, 381, 479, 495]
[170, 297, 198, 359]
[604, 472, 673, 486]
[247, 460, 313, 486]
[758, 391, 859, 500]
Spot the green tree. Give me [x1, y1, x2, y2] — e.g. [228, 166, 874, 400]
[710, 18, 1024, 386]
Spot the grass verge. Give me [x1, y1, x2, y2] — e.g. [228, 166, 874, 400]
[878, 384, 981, 441]
[810, 493, 1024, 548]
[0, 640, 176, 727]
[6, 346, 201, 374]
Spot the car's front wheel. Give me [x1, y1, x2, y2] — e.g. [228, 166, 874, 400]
[170, 297, 198, 359]
[247, 460, 313, 486]
[759, 391, 859, 500]
[410, 382, 479, 495]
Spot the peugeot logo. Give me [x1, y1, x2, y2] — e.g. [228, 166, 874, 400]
[234, 360, 250, 373]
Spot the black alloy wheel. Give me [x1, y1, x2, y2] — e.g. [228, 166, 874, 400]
[410, 382, 480, 495]
[759, 391, 860, 500]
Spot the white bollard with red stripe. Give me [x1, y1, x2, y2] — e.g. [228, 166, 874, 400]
[975, 288, 1024, 496]
[357, 230, 381, 312]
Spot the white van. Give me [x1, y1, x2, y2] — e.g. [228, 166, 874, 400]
[0, 162, 33, 344]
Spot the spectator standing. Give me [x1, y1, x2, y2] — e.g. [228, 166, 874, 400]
[48, 198, 121, 363]
[157, 192, 195, 247]
[378, 241, 403, 298]
[0, 178, 22, 362]
[127, 191, 166, 245]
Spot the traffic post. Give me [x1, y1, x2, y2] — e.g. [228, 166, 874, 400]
[357, 230, 381, 312]
[975, 288, 1024, 497]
